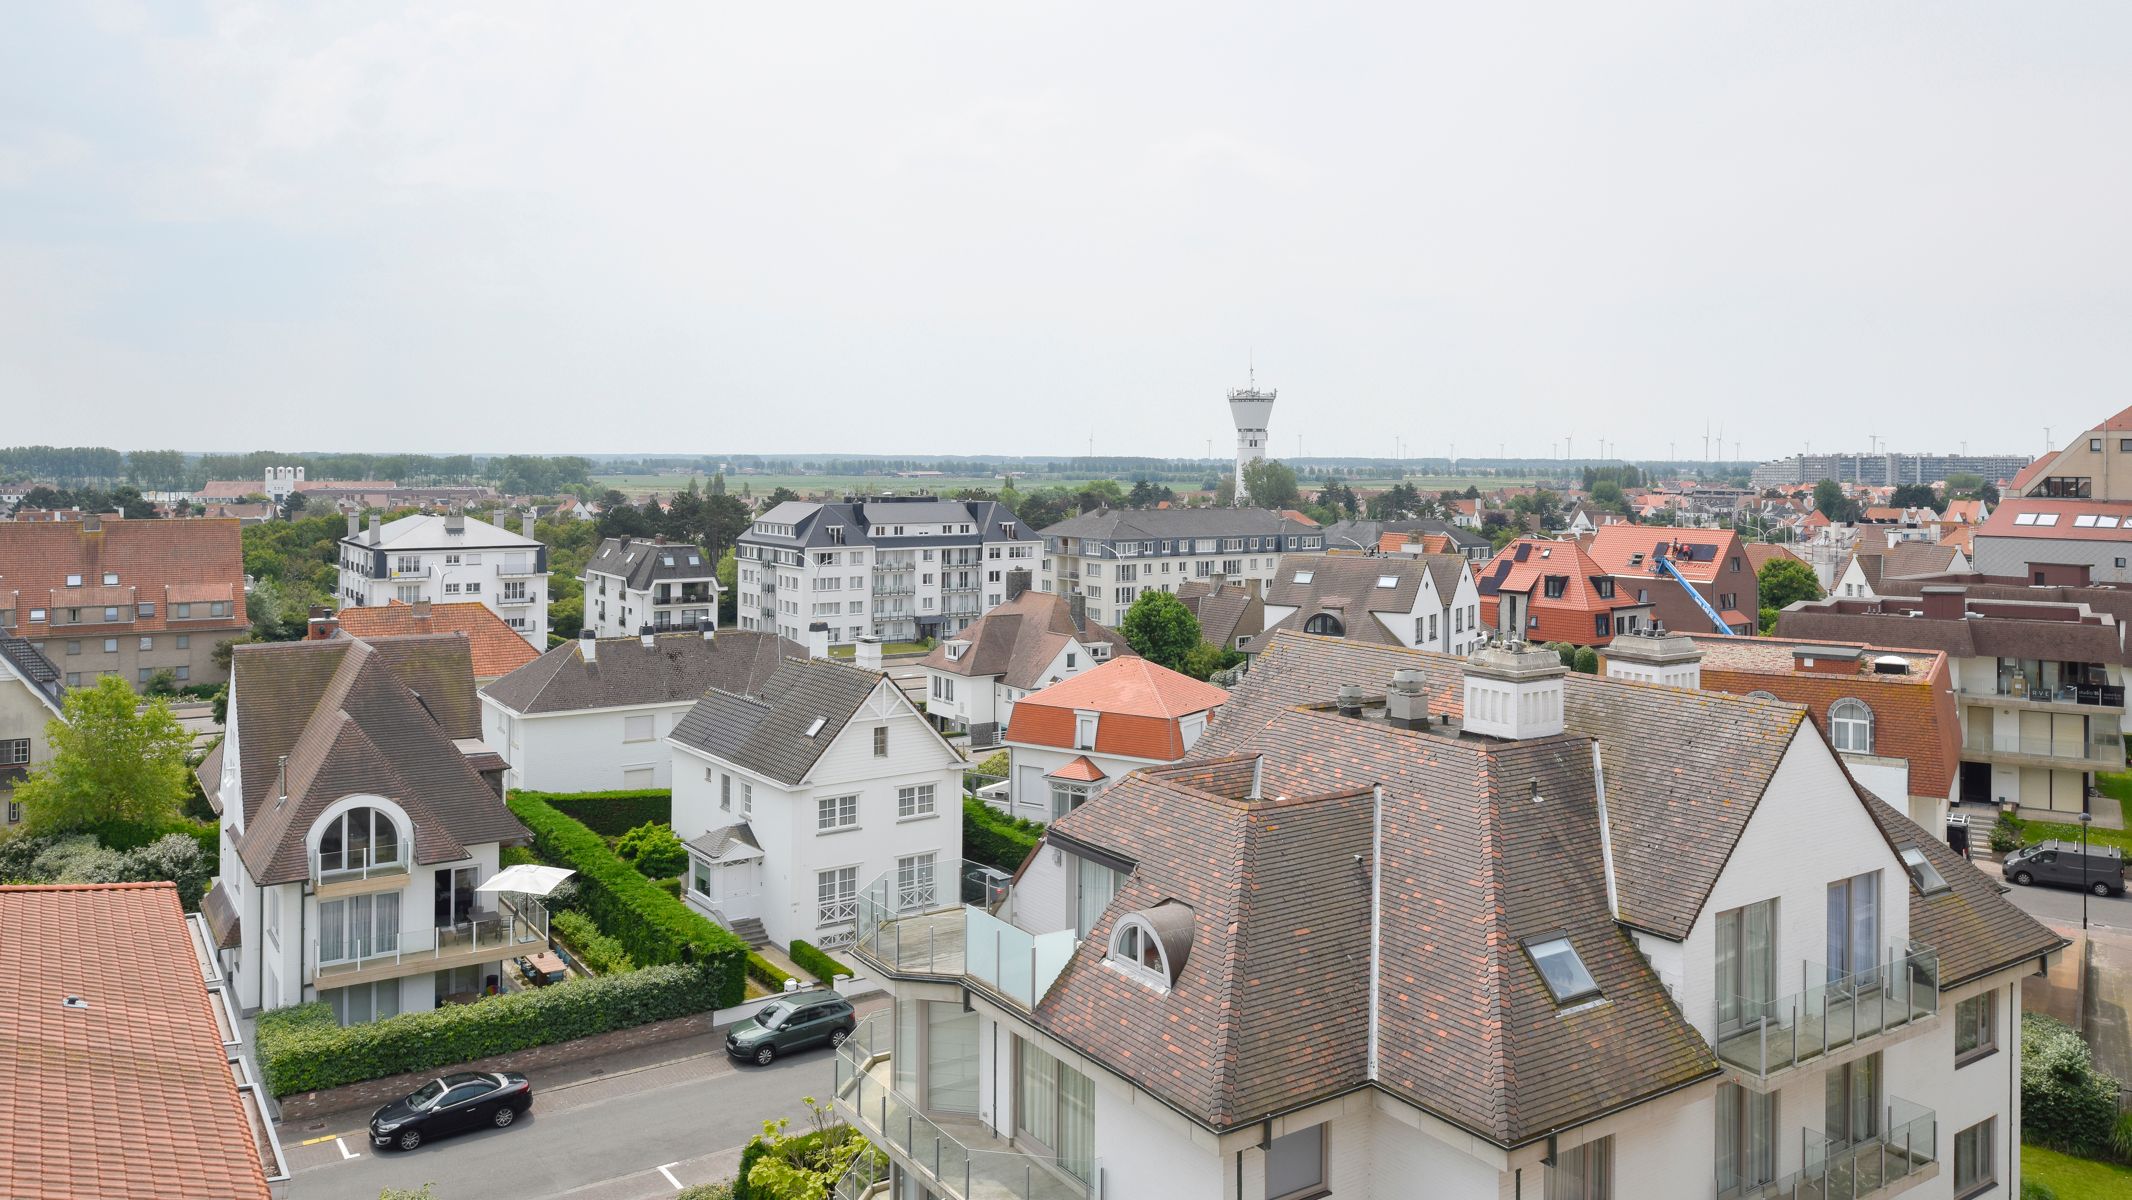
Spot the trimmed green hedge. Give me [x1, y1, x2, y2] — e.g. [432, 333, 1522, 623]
[748, 952, 795, 991]
[514, 788, 672, 837]
[790, 939, 854, 983]
[2023, 1012, 2125, 1158]
[256, 965, 719, 1096]
[552, 909, 635, 976]
[963, 796, 1042, 872]
[508, 791, 745, 1006]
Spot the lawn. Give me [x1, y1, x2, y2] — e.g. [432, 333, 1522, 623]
[2022, 1143, 2132, 1198]
[2010, 769, 2132, 856]
[829, 640, 933, 657]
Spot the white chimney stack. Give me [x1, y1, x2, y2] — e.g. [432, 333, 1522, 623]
[807, 621, 831, 660]
[1601, 627, 1703, 690]
[1461, 641, 1568, 741]
[579, 627, 597, 664]
[855, 635, 882, 673]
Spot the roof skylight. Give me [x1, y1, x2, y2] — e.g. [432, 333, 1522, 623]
[1899, 846, 1949, 895]
[2036, 513, 2059, 526]
[1293, 571, 1315, 584]
[1524, 935, 1601, 1005]
[1376, 575, 1399, 588]
[2013, 513, 2038, 525]
[804, 717, 827, 737]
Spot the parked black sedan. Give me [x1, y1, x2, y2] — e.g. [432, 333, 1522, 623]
[369, 1071, 534, 1151]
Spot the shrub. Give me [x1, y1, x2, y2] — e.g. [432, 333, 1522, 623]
[2021, 1182, 2057, 1200]
[552, 909, 636, 975]
[2021, 1012, 2123, 1156]
[516, 788, 672, 837]
[656, 875, 683, 898]
[974, 750, 1009, 777]
[963, 796, 1042, 872]
[499, 845, 544, 869]
[507, 792, 746, 1006]
[679, 1185, 734, 1200]
[736, 1110, 868, 1200]
[2113, 1109, 2132, 1164]
[748, 953, 795, 991]
[616, 821, 689, 879]
[256, 964, 720, 1096]
[1572, 646, 1599, 674]
[0, 830, 213, 910]
[789, 940, 854, 983]
[1990, 817, 2020, 854]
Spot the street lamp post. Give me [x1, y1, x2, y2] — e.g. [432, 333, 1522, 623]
[2080, 806, 2095, 931]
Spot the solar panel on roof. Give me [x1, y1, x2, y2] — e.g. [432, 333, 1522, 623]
[1514, 544, 1531, 561]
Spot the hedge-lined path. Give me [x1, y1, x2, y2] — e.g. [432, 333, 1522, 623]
[281, 994, 885, 1200]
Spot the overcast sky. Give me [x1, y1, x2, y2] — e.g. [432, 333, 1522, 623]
[4, 3, 2129, 462]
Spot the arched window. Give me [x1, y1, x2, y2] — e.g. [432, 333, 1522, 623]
[1104, 905, 1193, 991]
[1302, 613, 1344, 637]
[1829, 699, 1873, 753]
[1744, 690, 1779, 702]
[316, 805, 406, 875]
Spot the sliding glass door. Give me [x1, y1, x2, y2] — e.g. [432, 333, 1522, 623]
[318, 892, 401, 963]
[1016, 1040, 1094, 1183]
[1716, 898, 1777, 1033]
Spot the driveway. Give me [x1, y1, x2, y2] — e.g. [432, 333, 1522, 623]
[2001, 868, 2132, 1088]
[281, 1028, 857, 1198]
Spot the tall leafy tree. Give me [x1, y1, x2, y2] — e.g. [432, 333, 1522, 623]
[1758, 556, 1823, 612]
[13, 676, 194, 833]
[1239, 459, 1301, 509]
[1119, 591, 1202, 672]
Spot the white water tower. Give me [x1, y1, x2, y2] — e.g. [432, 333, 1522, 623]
[1227, 371, 1277, 506]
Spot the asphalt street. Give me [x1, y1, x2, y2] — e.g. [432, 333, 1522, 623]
[283, 1040, 844, 1200]
[1994, 864, 2132, 930]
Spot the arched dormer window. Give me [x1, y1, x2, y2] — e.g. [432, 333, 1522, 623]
[1104, 902, 1194, 991]
[1743, 690, 1779, 702]
[1829, 698, 1874, 754]
[1302, 613, 1344, 637]
[311, 798, 412, 881]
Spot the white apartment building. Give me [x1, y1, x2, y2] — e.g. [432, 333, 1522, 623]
[736, 496, 1039, 648]
[581, 535, 721, 637]
[199, 634, 534, 1024]
[1244, 551, 1481, 657]
[336, 511, 549, 645]
[667, 655, 964, 949]
[479, 628, 797, 793]
[1037, 508, 1326, 629]
[835, 633, 2062, 1200]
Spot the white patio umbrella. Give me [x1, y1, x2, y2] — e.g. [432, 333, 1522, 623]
[476, 864, 576, 942]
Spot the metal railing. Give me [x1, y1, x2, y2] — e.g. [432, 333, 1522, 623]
[1961, 731, 2124, 763]
[312, 913, 532, 979]
[1734, 1098, 1937, 1200]
[497, 593, 537, 607]
[834, 1013, 1096, 1200]
[851, 860, 1076, 1010]
[311, 845, 411, 885]
[496, 558, 542, 577]
[1958, 681, 2126, 709]
[1715, 944, 1940, 1079]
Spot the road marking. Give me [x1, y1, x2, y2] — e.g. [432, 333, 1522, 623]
[657, 1162, 684, 1190]
[297, 1132, 357, 1146]
[336, 1137, 360, 1161]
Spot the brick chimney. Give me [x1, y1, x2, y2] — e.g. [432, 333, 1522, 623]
[1920, 585, 1967, 622]
[305, 606, 339, 641]
[412, 599, 432, 623]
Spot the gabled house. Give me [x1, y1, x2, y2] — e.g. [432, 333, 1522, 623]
[581, 535, 721, 637]
[481, 628, 799, 792]
[667, 656, 962, 949]
[842, 631, 2062, 1200]
[200, 633, 532, 1024]
[998, 655, 1230, 823]
[1587, 524, 1759, 635]
[0, 635, 63, 828]
[335, 510, 549, 645]
[1175, 576, 1266, 654]
[914, 572, 1133, 748]
[1245, 552, 1482, 657]
[1833, 543, 1971, 599]
[1476, 537, 1653, 646]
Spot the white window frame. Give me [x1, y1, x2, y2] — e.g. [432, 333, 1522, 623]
[1263, 1123, 1327, 1200]
[1105, 914, 1173, 991]
[816, 793, 859, 832]
[896, 853, 937, 910]
[897, 783, 936, 819]
[1829, 698, 1873, 753]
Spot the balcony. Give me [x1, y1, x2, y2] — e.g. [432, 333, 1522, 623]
[495, 558, 543, 578]
[1715, 944, 1939, 1082]
[874, 584, 917, 597]
[834, 1012, 1096, 1200]
[1958, 680, 2125, 713]
[1961, 729, 2125, 771]
[311, 846, 410, 896]
[851, 860, 1077, 1011]
[311, 912, 538, 988]
[497, 592, 538, 607]
[657, 585, 716, 605]
[1733, 1098, 1938, 1200]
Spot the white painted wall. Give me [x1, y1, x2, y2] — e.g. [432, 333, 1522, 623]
[480, 696, 693, 792]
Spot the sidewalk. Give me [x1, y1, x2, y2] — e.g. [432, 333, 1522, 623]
[2089, 925, 2132, 1087]
[2024, 921, 2086, 1030]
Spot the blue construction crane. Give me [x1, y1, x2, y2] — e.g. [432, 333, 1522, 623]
[1651, 547, 1740, 636]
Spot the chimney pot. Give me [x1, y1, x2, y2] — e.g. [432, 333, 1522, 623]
[1336, 683, 1364, 718]
[641, 625, 656, 649]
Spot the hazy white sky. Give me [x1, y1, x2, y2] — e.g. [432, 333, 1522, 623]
[4, 3, 2129, 461]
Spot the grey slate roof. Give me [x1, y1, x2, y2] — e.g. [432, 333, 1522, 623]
[745, 497, 1025, 550]
[226, 635, 527, 885]
[670, 657, 884, 785]
[684, 823, 762, 862]
[1039, 506, 1316, 543]
[481, 630, 802, 715]
[1321, 517, 1491, 555]
[1241, 553, 1468, 654]
[584, 537, 715, 589]
[1174, 580, 1263, 649]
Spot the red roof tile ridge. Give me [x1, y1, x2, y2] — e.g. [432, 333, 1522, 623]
[0, 880, 176, 892]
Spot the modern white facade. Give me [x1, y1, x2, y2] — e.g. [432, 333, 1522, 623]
[915, 579, 1133, 748]
[736, 496, 1039, 647]
[336, 510, 549, 645]
[669, 662, 964, 949]
[581, 535, 720, 637]
[1038, 508, 1326, 629]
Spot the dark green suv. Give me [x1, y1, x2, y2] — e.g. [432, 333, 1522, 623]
[725, 992, 857, 1065]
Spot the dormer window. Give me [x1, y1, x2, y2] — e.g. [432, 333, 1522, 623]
[946, 642, 966, 660]
[1074, 712, 1098, 750]
[1105, 905, 1193, 991]
[1524, 934, 1601, 1005]
[1899, 846, 1950, 895]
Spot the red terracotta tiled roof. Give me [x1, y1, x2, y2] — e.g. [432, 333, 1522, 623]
[1475, 538, 1649, 646]
[1045, 755, 1106, 782]
[1978, 497, 2132, 542]
[2007, 456, 2050, 492]
[1586, 524, 1744, 584]
[1005, 656, 1230, 760]
[0, 517, 248, 638]
[334, 601, 541, 679]
[2100, 403, 2132, 432]
[0, 883, 273, 1200]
